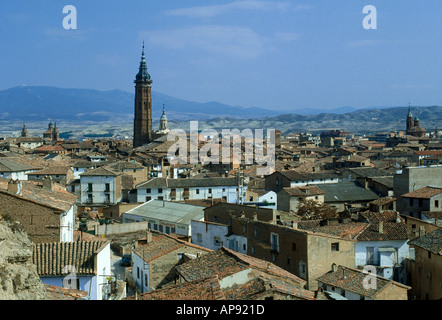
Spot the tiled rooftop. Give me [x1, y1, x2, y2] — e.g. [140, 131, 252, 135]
[176, 247, 305, 286]
[223, 277, 316, 300]
[44, 284, 88, 300]
[125, 276, 225, 300]
[408, 228, 442, 255]
[0, 177, 77, 212]
[401, 186, 442, 199]
[33, 241, 109, 276]
[316, 265, 410, 298]
[282, 186, 325, 197]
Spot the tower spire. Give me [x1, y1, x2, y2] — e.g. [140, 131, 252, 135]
[135, 41, 151, 83]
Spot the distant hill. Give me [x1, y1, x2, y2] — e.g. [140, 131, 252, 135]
[186, 105, 442, 135]
[0, 86, 286, 121]
[0, 86, 440, 137]
[0, 86, 363, 122]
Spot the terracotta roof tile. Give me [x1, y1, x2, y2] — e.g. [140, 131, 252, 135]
[316, 265, 410, 298]
[408, 228, 442, 255]
[401, 186, 442, 199]
[33, 241, 109, 276]
[125, 276, 225, 300]
[44, 284, 88, 300]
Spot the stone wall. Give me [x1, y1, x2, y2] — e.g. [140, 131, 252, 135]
[0, 217, 46, 300]
[0, 192, 60, 243]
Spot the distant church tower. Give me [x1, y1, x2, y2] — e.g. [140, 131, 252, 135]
[21, 123, 28, 137]
[133, 43, 153, 148]
[406, 104, 413, 134]
[158, 104, 169, 133]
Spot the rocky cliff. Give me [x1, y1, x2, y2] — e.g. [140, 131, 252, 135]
[0, 215, 46, 300]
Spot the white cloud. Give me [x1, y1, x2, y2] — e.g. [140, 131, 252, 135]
[141, 25, 300, 60]
[165, 1, 306, 18]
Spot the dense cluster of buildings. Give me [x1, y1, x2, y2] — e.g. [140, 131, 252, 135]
[0, 46, 441, 301]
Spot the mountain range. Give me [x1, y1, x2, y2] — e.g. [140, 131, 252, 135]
[0, 86, 441, 136]
[0, 86, 360, 122]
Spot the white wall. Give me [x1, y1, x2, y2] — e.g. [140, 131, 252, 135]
[137, 185, 246, 204]
[290, 177, 339, 187]
[191, 220, 247, 254]
[80, 175, 120, 204]
[132, 250, 150, 293]
[59, 205, 75, 242]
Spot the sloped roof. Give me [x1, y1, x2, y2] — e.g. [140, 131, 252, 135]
[33, 241, 110, 276]
[125, 200, 205, 225]
[28, 166, 72, 176]
[316, 265, 410, 298]
[176, 247, 305, 285]
[44, 284, 88, 300]
[80, 166, 121, 177]
[223, 277, 318, 300]
[0, 158, 33, 172]
[282, 186, 325, 197]
[408, 228, 442, 255]
[125, 276, 225, 300]
[0, 178, 77, 212]
[136, 177, 239, 189]
[401, 186, 442, 199]
[313, 182, 380, 203]
[276, 170, 338, 181]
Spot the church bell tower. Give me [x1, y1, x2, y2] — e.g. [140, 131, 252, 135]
[133, 43, 153, 148]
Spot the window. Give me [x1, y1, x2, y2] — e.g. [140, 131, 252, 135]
[158, 196, 163, 200]
[146, 196, 151, 201]
[419, 199, 423, 207]
[271, 233, 279, 253]
[292, 243, 297, 251]
[158, 188, 163, 193]
[214, 236, 222, 246]
[88, 183, 93, 192]
[196, 189, 200, 194]
[137, 267, 140, 278]
[145, 274, 148, 287]
[366, 247, 374, 265]
[208, 188, 212, 194]
[435, 200, 439, 208]
[146, 188, 151, 194]
[88, 194, 93, 202]
[428, 251, 432, 259]
[105, 183, 110, 192]
[331, 242, 340, 252]
[409, 198, 414, 206]
[196, 233, 202, 243]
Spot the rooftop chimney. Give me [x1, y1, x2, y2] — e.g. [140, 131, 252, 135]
[396, 212, 401, 223]
[7, 179, 22, 195]
[146, 229, 152, 244]
[42, 176, 53, 191]
[332, 263, 337, 272]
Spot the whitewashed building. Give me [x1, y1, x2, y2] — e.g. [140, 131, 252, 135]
[33, 241, 111, 300]
[122, 200, 205, 238]
[79, 166, 123, 208]
[131, 177, 245, 204]
[191, 220, 248, 254]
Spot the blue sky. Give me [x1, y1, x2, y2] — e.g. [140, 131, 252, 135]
[1, 1, 441, 112]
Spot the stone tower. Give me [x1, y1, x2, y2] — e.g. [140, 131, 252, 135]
[133, 43, 153, 148]
[406, 104, 413, 134]
[21, 123, 28, 137]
